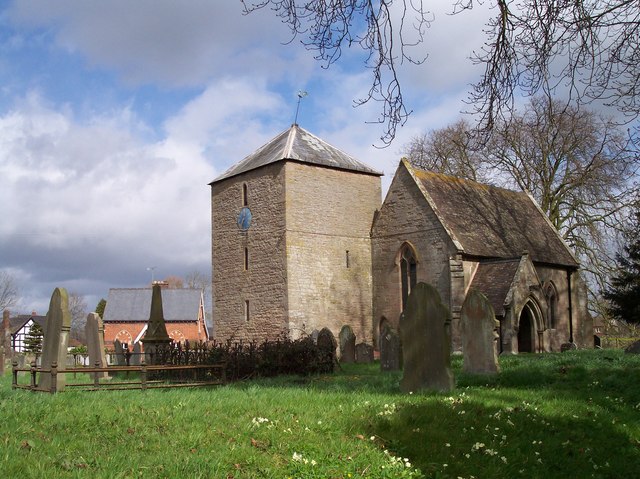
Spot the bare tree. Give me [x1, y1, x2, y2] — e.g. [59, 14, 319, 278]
[401, 119, 486, 181]
[68, 292, 88, 342]
[404, 97, 640, 309]
[0, 270, 20, 312]
[244, 1, 640, 143]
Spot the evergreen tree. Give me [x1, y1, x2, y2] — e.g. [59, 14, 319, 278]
[24, 322, 44, 354]
[95, 298, 107, 318]
[604, 213, 640, 325]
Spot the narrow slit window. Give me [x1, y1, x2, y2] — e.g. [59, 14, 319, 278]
[244, 247, 249, 271]
[346, 250, 350, 268]
[242, 183, 248, 206]
[244, 300, 250, 322]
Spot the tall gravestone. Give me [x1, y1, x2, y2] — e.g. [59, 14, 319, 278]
[338, 325, 356, 363]
[131, 342, 142, 365]
[39, 288, 71, 392]
[380, 323, 402, 372]
[461, 289, 500, 374]
[85, 312, 108, 378]
[400, 282, 454, 393]
[316, 327, 337, 373]
[141, 284, 172, 365]
[114, 339, 126, 366]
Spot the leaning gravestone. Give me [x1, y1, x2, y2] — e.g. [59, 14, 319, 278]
[114, 339, 126, 366]
[355, 343, 374, 363]
[316, 328, 337, 373]
[39, 288, 71, 392]
[85, 312, 108, 378]
[461, 289, 500, 375]
[380, 324, 401, 371]
[338, 325, 356, 363]
[400, 282, 454, 393]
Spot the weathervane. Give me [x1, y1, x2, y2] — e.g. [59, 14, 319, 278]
[294, 90, 308, 125]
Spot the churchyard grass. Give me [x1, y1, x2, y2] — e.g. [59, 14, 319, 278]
[1, 349, 639, 478]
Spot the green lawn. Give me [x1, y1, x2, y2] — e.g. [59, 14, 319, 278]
[1, 349, 639, 478]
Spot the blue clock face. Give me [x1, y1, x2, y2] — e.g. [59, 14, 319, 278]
[237, 207, 252, 231]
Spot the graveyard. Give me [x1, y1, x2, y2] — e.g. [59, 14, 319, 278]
[1, 348, 639, 478]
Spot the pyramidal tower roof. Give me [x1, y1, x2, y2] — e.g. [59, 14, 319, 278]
[211, 124, 382, 183]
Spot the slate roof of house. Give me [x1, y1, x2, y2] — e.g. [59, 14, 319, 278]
[211, 124, 382, 183]
[9, 315, 46, 335]
[407, 161, 578, 268]
[469, 260, 521, 317]
[103, 288, 203, 323]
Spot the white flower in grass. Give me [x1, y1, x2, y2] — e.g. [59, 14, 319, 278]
[292, 452, 303, 462]
[501, 456, 508, 464]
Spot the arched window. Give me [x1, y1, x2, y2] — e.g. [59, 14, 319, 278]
[399, 244, 417, 311]
[544, 283, 558, 329]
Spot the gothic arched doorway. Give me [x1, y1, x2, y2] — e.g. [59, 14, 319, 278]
[517, 300, 543, 353]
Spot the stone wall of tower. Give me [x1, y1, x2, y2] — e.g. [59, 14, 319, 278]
[371, 163, 458, 347]
[284, 162, 381, 343]
[211, 163, 289, 342]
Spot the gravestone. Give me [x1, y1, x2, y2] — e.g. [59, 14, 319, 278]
[338, 325, 356, 363]
[625, 340, 640, 354]
[316, 327, 337, 373]
[400, 282, 454, 393]
[39, 288, 72, 392]
[2, 309, 11, 360]
[561, 342, 577, 352]
[311, 329, 320, 344]
[380, 324, 401, 372]
[85, 312, 108, 378]
[461, 289, 500, 374]
[131, 342, 142, 365]
[141, 284, 172, 365]
[355, 343, 374, 363]
[114, 339, 126, 366]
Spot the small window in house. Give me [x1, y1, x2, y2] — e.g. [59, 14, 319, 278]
[244, 247, 249, 270]
[242, 183, 248, 206]
[244, 300, 250, 322]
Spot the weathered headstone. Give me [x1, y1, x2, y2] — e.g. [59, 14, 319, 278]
[141, 284, 172, 365]
[114, 339, 126, 366]
[461, 289, 500, 374]
[85, 312, 108, 378]
[561, 342, 577, 352]
[39, 288, 71, 392]
[338, 325, 356, 363]
[400, 282, 454, 393]
[625, 339, 640, 354]
[131, 342, 142, 365]
[355, 343, 374, 363]
[380, 324, 401, 372]
[316, 327, 337, 373]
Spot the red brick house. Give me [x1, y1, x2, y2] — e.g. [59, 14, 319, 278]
[102, 287, 209, 349]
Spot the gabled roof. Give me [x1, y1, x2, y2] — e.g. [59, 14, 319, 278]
[9, 315, 46, 335]
[403, 160, 578, 268]
[103, 288, 203, 323]
[469, 260, 521, 317]
[210, 124, 382, 183]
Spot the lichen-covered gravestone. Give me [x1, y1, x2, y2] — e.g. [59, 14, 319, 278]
[85, 312, 108, 378]
[400, 282, 454, 392]
[316, 327, 337, 373]
[338, 325, 356, 363]
[380, 323, 401, 372]
[461, 289, 500, 374]
[39, 288, 71, 392]
[355, 343, 374, 363]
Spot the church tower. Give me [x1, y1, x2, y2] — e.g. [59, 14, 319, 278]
[210, 125, 382, 343]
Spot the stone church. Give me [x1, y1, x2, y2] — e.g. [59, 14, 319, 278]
[210, 125, 592, 353]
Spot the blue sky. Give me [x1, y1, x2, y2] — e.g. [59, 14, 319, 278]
[0, 0, 494, 314]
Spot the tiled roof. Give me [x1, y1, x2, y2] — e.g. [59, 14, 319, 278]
[210, 124, 382, 183]
[408, 162, 578, 267]
[103, 288, 202, 323]
[9, 315, 46, 335]
[469, 261, 521, 316]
